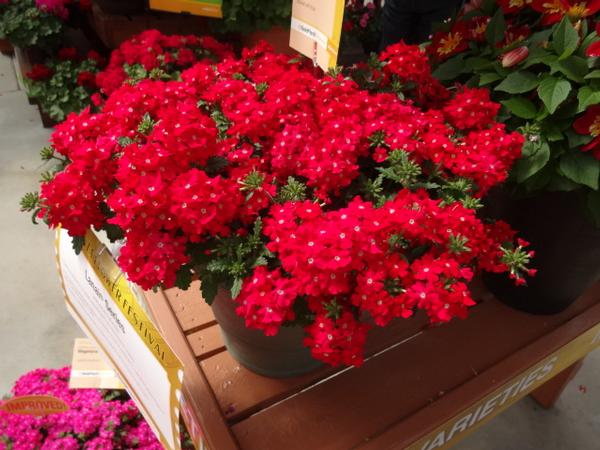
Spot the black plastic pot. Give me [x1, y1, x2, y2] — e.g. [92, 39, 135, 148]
[95, 0, 146, 15]
[484, 190, 600, 314]
[211, 290, 322, 378]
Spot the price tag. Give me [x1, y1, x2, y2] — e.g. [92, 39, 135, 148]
[56, 229, 184, 450]
[290, 0, 345, 71]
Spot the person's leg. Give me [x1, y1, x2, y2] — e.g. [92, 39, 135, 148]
[413, 0, 463, 44]
[380, 0, 418, 51]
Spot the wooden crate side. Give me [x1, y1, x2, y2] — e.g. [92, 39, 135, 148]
[230, 288, 600, 450]
[144, 289, 240, 450]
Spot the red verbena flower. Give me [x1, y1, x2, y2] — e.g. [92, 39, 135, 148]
[573, 105, 600, 159]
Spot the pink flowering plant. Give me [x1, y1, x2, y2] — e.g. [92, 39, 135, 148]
[426, 0, 600, 223]
[22, 40, 534, 367]
[0, 367, 194, 449]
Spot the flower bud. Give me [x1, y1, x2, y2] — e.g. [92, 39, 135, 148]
[501, 46, 529, 68]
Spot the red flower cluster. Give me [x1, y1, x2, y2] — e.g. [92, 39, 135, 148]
[26, 63, 53, 81]
[38, 40, 531, 367]
[95, 29, 234, 96]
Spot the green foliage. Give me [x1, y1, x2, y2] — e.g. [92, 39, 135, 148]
[377, 150, 422, 188]
[494, 71, 539, 94]
[196, 219, 270, 303]
[277, 176, 307, 202]
[515, 140, 550, 182]
[213, 0, 292, 35]
[25, 57, 100, 122]
[428, 2, 600, 222]
[537, 76, 571, 114]
[0, 0, 63, 51]
[137, 113, 156, 135]
[552, 17, 579, 60]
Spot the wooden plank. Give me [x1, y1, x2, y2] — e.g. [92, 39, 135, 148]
[144, 289, 240, 450]
[188, 325, 226, 360]
[231, 284, 600, 450]
[163, 280, 216, 334]
[201, 312, 430, 422]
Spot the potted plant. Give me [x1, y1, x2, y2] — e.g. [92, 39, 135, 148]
[415, 0, 600, 313]
[0, 366, 195, 449]
[0, 0, 66, 53]
[24, 47, 105, 126]
[22, 42, 533, 377]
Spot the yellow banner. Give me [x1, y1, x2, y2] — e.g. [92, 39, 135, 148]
[149, 0, 223, 18]
[410, 323, 600, 450]
[56, 229, 184, 450]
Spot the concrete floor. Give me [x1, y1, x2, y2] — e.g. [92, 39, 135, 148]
[0, 53, 598, 449]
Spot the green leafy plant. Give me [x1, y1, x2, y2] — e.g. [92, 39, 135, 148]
[429, 0, 600, 223]
[24, 52, 101, 122]
[212, 0, 292, 35]
[0, 0, 63, 51]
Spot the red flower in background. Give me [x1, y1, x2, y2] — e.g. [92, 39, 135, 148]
[586, 22, 600, 57]
[573, 105, 600, 159]
[498, 0, 532, 14]
[532, 0, 600, 24]
[468, 16, 491, 42]
[76, 70, 96, 88]
[57, 47, 79, 61]
[500, 25, 532, 47]
[429, 22, 469, 60]
[26, 64, 53, 81]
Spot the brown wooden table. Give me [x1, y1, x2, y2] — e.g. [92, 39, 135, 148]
[144, 281, 600, 450]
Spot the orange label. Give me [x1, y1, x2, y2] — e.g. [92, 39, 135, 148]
[0, 395, 69, 416]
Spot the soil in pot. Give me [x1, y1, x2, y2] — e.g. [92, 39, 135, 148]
[210, 290, 322, 378]
[484, 190, 600, 314]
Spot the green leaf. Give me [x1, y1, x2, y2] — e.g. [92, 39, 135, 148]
[465, 57, 493, 70]
[559, 152, 600, 189]
[515, 141, 550, 182]
[577, 86, 600, 112]
[200, 276, 219, 305]
[554, 56, 589, 83]
[432, 54, 466, 81]
[552, 16, 580, 59]
[231, 277, 243, 299]
[479, 72, 502, 86]
[501, 97, 538, 119]
[537, 77, 571, 114]
[495, 71, 539, 94]
[530, 28, 554, 46]
[566, 129, 594, 148]
[175, 266, 193, 291]
[585, 70, 600, 79]
[486, 8, 506, 46]
[72, 236, 85, 255]
[587, 190, 600, 227]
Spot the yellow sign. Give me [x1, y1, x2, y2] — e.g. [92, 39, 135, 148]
[149, 0, 223, 18]
[410, 322, 600, 450]
[290, 0, 345, 71]
[56, 229, 184, 450]
[0, 395, 69, 416]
